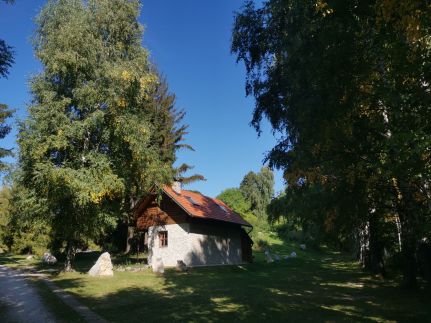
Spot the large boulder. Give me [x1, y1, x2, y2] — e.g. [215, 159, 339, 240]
[42, 252, 57, 265]
[88, 252, 114, 277]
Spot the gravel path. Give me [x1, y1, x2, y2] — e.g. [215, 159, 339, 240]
[0, 265, 56, 323]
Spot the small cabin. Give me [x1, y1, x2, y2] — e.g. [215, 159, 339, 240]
[135, 184, 253, 267]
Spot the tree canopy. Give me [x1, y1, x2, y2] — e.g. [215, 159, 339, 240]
[17, 0, 190, 270]
[240, 166, 274, 218]
[232, 0, 431, 287]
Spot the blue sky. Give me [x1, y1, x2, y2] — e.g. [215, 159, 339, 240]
[0, 0, 284, 197]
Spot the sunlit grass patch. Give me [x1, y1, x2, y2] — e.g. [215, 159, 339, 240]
[320, 282, 364, 289]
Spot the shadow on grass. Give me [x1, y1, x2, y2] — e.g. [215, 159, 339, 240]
[51, 244, 431, 323]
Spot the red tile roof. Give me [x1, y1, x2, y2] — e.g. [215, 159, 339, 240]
[163, 186, 252, 227]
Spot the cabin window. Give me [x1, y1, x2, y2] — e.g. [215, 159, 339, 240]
[159, 231, 168, 247]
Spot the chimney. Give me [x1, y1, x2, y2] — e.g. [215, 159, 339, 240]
[172, 181, 182, 195]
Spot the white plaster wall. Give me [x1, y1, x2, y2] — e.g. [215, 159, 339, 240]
[148, 222, 244, 267]
[148, 223, 190, 267]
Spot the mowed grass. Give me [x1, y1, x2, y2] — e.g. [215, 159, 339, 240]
[2, 237, 431, 322]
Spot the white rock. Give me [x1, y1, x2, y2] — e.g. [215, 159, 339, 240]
[42, 252, 57, 265]
[88, 252, 114, 277]
[290, 251, 297, 258]
[152, 257, 164, 273]
[26, 255, 34, 260]
[300, 244, 306, 250]
[264, 250, 274, 263]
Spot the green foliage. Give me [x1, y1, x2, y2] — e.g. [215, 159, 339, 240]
[232, 0, 431, 285]
[217, 188, 251, 215]
[239, 166, 274, 218]
[216, 187, 263, 234]
[0, 185, 50, 255]
[217, 168, 275, 241]
[0, 186, 11, 251]
[17, 0, 189, 268]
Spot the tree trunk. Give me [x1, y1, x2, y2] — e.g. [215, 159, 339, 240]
[359, 222, 370, 269]
[401, 235, 417, 288]
[64, 240, 76, 272]
[393, 180, 419, 288]
[394, 213, 402, 252]
[368, 215, 386, 277]
[125, 196, 138, 254]
[398, 207, 418, 288]
[125, 225, 134, 254]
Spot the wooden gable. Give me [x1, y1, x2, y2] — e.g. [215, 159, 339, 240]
[136, 193, 189, 230]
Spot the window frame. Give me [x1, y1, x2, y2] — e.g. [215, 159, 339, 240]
[158, 231, 168, 248]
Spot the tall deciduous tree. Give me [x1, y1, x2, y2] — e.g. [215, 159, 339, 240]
[18, 0, 187, 270]
[232, 0, 431, 287]
[217, 188, 251, 216]
[240, 167, 274, 218]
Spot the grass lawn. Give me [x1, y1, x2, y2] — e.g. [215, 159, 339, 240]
[1, 237, 430, 322]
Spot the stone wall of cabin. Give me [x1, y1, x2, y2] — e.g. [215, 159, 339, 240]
[148, 223, 191, 267]
[148, 221, 243, 267]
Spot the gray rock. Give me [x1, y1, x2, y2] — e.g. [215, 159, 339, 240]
[290, 251, 297, 258]
[176, 260, 188, 272]
[264, 250, 274, 263]
[88, 252, 114, 277]
[300, 244, 306, 250]
[42, 252, 57, 265]
[274, 254, 280, 262]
